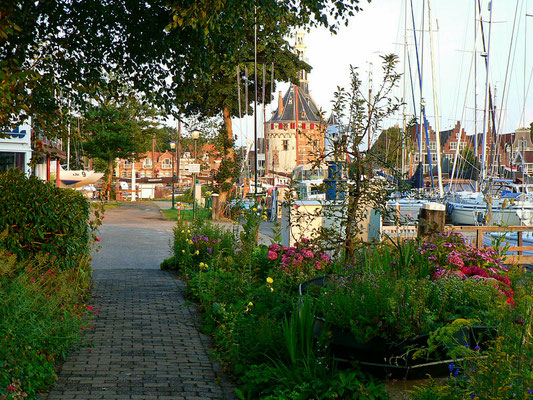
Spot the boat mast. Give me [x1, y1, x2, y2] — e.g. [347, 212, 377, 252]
[427, 0, 443, 197]
[480, 0, 494, 182]
[402, 0, 408, 178]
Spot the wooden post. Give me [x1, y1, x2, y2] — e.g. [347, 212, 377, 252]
[417, 203, 446, 238]
[518, 231, 523, 256]
[56, 158, 60, 187]
[211, 194, 220, 220]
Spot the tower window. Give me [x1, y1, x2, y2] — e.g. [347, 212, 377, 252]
[271, 123, 274, 129]
[282, 140, 289, 151]
[310, 123, 315, 130]
[290, 123, 295, 129]
[278, 123, 283, 129]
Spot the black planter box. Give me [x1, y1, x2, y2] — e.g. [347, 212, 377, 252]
[300, 277, 497, 380]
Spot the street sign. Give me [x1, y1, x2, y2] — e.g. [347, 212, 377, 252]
[188, 164, 200, 173]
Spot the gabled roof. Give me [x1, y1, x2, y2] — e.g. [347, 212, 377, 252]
[270, 85, 321, 123]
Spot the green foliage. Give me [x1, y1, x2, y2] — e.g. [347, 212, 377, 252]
[315, 239, 502, 345]
[0, 169, 91, 270]
[163, 219, 385, 399]
[0, 251, 93, 399]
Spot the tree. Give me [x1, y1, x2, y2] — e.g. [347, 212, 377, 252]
[166, 0, 367, 201]
[370, 125, 406, 169]
[289, 55, 402, 262]
[81, 84, 162, 198]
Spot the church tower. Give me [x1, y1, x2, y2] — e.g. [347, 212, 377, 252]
[266, 29, 327, 178]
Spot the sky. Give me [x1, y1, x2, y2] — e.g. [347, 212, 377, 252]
[231, 0, 533, 149]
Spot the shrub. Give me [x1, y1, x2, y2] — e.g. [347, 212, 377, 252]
[0, 169, 91, 270]
[0, 251, 93, 398]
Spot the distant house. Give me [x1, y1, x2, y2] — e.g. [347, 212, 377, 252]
[408, 121, 507, 178]
[115, 144, 222, 186]
[499, 126, 533, 174]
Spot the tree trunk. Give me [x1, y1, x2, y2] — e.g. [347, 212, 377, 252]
[106, 156, 114, 200]
[219, 106, 235, 204]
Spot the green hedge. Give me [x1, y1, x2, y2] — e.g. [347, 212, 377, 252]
[0, 169, 90, 270]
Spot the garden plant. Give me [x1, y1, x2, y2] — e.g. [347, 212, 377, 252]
[0, 170, 102, 399]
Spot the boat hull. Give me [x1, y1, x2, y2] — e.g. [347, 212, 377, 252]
[447, 199, 533, 226]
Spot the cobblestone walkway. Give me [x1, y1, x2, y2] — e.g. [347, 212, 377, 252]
[44, 269, 235, 400]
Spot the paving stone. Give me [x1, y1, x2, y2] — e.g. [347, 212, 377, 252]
[43, 269, 235, 399]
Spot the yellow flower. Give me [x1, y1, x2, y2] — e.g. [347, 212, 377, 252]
[181, 230, 185, 233]
[266, 277, 274, 284]
[188, 240, 194, 245]
[248, 302, 253, 307]
[182, 250, 185, 254]
[262, 215, 267, 221]
[270, 287, 274, 292]
[195, 250, 199, 255]
[199, 262, 205, 268]
[204, 263, 209, 268]
[253, 207, 257, 212]
[187, 229, 191, 233]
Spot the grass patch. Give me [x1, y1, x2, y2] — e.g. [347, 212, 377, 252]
[161, 208, 211, 221]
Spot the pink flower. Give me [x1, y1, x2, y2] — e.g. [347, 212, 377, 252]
[96, 238, 102, 242]
[267, 251, 278, 260]
[302, 250, 314, 259]
[268, 244, 282, 252]
[447, 254, 464, 268]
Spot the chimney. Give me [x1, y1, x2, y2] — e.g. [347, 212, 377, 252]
[278, 91, 284, 116]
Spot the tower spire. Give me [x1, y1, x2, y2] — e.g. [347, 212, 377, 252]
[294, 28, 309, 93]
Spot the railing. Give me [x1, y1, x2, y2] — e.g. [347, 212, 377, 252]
[382, 224, 533, 265]
[446, 225, 533, 265]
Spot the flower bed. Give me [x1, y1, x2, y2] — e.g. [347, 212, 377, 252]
[163, 214, 533, 398]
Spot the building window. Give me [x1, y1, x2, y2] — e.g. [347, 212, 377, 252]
[310, 123, 315, 130]
[290, 122, 296, 129]
[431, 153, 438, 163]
[143, 158, 152, 168]
[460, 142, 466, 150]
[450, 142, 457, 151]
[421, 142, 425, 151]
[271, 123, 274, 129]
[414, 153, 419, 162]
[302, 123, 306, 129]
[429, 141, 436, 151]
[278, 123, 283, 129]
[161, 158, 171, 169]
[282, 140, 289, 151]
[313, 140, 319, 148]
[521, 140, 527, 150]
[124, 160, 132, 169]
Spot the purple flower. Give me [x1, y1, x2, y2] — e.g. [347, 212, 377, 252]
[448, 363, 456, 372]
[192, 236, 198, 243]
[207, 247, 212, 253]
[320, 253, 331, 262]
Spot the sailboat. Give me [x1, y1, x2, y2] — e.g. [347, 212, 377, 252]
[446, 0, 533, 226]
[58, 164, 104, 188]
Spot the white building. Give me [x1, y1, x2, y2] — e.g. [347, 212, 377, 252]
[0, 123, 32, 176]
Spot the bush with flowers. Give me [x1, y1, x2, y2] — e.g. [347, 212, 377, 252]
[266, 238, 333, 285]
[312, 235, 515, 356]
[421, 231, 514, 304]
[0, 174, 101, 399]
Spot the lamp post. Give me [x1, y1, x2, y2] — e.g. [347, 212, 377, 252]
[170, 141, 176, 209]
[191, 129, 200, 219]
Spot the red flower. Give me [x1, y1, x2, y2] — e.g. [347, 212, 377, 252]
[96, 238, 102, 242]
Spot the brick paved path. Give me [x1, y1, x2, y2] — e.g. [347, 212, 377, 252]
[44, 203, 235, 400]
